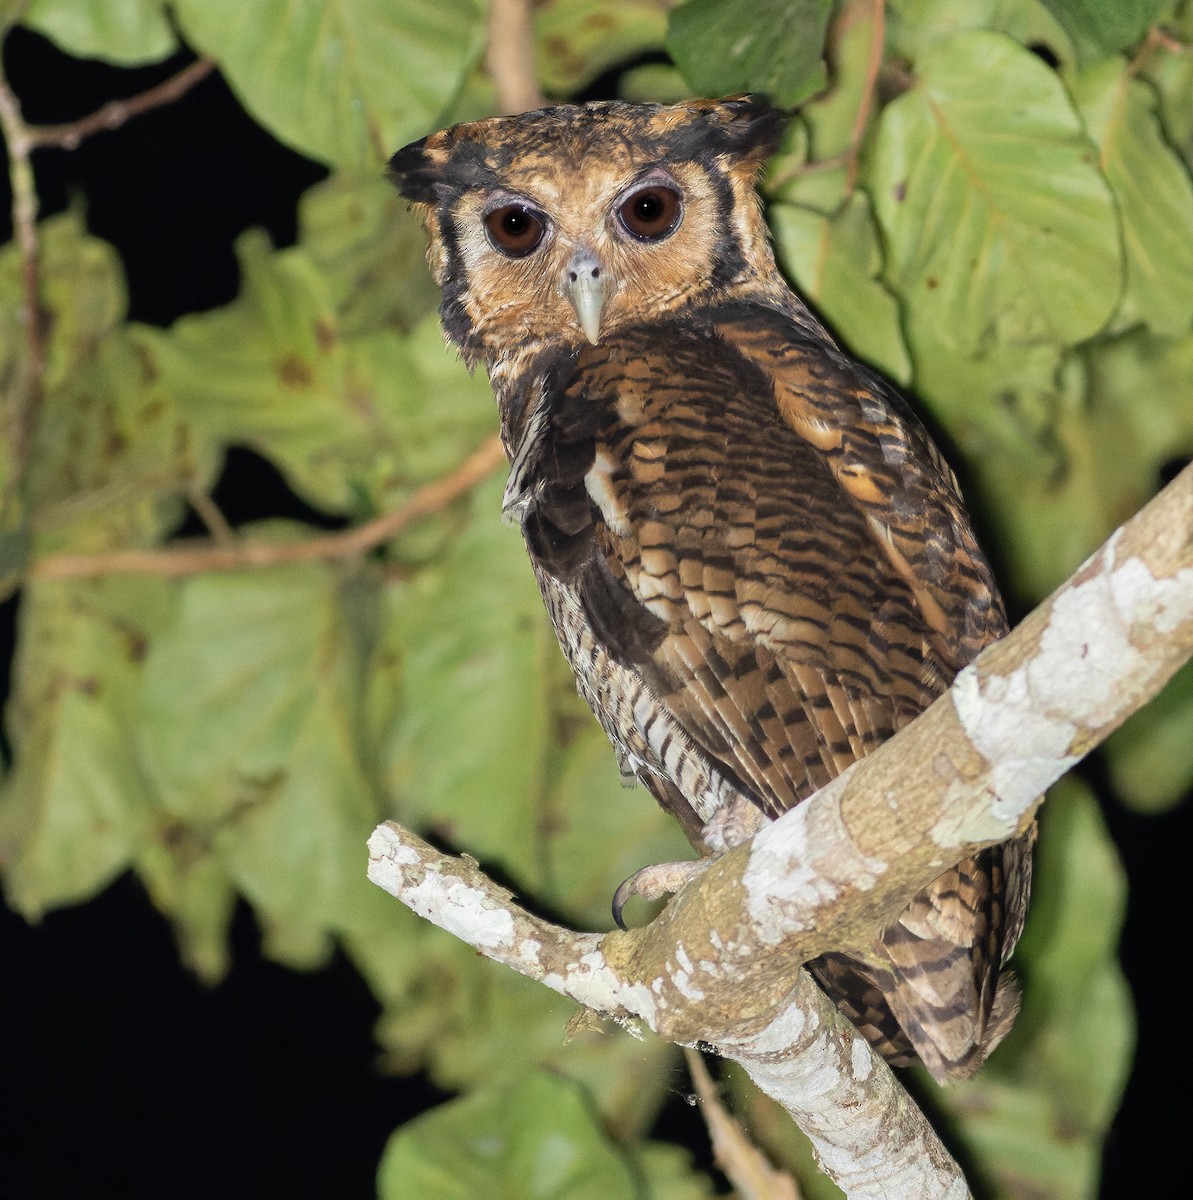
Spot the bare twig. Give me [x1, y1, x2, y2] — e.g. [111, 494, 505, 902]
[486, 0, 545, 114]
[684, 1048, 799, 1200]
[0, 68, 43, 483]
[843, 0, 885, 195]
[27, 58, 216, 151]
[1128, 23, 1186, 78]
[31, 435, 507, 579]
[369, 464, 1193, 1199]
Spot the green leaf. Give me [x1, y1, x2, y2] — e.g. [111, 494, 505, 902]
[869, 31, 1120, 352]
[377, 1071, 641, 1200]
[534, 0, 669, 97]
[945, 779, 1134, 1200]
[886, 0, 1078, 66]
[172, 0, 487, 169]
[1, 215, 216, 558]
[1040, 0, 1165, 59]
[146, 235, 492, 515]
[134, 557, 386, 965]
[1104, 658, 1193, 813]
[0, 577, 175, 915]
[771, 195, 913, 384]
[1141, 3, 1193, 172]
[1072, 57, 1193, 337]
[635, 1142, 718, 1200]
[383, 474, 556, 887]
[667, 0, 832, 108]
[22, 0, 176, 64]
[298, 172, 441, 337]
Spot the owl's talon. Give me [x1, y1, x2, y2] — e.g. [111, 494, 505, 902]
[611, 858, 714, 929]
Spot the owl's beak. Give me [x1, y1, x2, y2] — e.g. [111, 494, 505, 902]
[563, 249, 608, 345]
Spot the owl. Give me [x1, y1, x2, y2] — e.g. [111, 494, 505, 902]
[390, 96, 1033, 1084]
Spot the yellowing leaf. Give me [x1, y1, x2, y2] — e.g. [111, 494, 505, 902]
[0, 576, 175, 914]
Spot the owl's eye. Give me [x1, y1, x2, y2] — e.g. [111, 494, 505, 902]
[484, 204, 546, 257]
[618, 185, 682, 241]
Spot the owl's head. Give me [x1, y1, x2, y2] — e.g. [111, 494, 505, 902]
[390, 96, 785, 365]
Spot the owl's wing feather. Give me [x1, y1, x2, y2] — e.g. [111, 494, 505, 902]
[521, 306, 1005, 817]
[515, 305, 1029, 1080]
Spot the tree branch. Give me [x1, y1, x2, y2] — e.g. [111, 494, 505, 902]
[30, 435, 506, 580]
[486, 0, 545, 115]
[25, 58, 216, 151]
[369, 464, 1193, 1197]
[0, 66, 44, 484]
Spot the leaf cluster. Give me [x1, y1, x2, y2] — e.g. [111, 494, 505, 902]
[3, 1, 1191, 1196]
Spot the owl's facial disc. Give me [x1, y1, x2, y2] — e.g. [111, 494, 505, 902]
[563, 247, 607, 345]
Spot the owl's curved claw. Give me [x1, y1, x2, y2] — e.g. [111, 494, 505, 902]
[611, 858, 714, 929]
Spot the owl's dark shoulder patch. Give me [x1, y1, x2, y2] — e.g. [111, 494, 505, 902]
[507, 336, 676, 667]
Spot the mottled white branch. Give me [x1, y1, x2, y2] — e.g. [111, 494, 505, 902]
[367, 821, 970, 1198]
[368, 464, 1193, 1198]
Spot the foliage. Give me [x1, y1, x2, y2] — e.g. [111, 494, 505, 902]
[3, 0, 1191, 1196]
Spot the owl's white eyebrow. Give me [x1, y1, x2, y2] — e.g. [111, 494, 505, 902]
[481, 188, 545, 216]
[621, 166, 682, 194]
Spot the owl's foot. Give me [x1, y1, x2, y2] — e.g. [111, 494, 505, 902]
[611, 798, 766, 928]
[611, 858, 713, 930]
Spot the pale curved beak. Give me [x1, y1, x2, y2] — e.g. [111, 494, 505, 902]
[563, 249, 608, 345]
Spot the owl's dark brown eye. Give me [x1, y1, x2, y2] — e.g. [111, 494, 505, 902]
[484, 204, 546, 257]
[618, 185, 682, 241]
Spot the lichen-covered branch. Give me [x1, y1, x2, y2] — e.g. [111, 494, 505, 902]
[367, 821, 970, 1199]
[368, 464, 1193, 1198]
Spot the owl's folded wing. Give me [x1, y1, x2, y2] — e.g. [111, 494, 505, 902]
[518, 306, 1004, 814]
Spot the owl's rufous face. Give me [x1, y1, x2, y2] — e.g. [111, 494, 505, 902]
[390, 98, 785, 362]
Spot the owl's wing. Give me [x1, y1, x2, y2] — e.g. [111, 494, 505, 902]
[514, 304, 1006, 813]
[510, 303, 1026, 1081]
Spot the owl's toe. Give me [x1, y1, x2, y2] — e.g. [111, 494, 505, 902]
[611, 857, 713, 929]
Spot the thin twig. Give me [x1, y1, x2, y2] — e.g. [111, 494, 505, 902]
[31, 435, 506, 580]
[843, 0, 885, 196]
[0, 68, 44, 483]
[186, 486, 236, 545]
[683, 1049, 800, 1200]
[27, 58, 216, 151]
[486, 0, 545, 115]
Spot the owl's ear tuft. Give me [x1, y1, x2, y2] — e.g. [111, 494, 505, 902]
[388, 136, 438, 204]
[708, 94, 786, 168]
[667, 94, 785, 176]
[389, 130, 498, 205]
